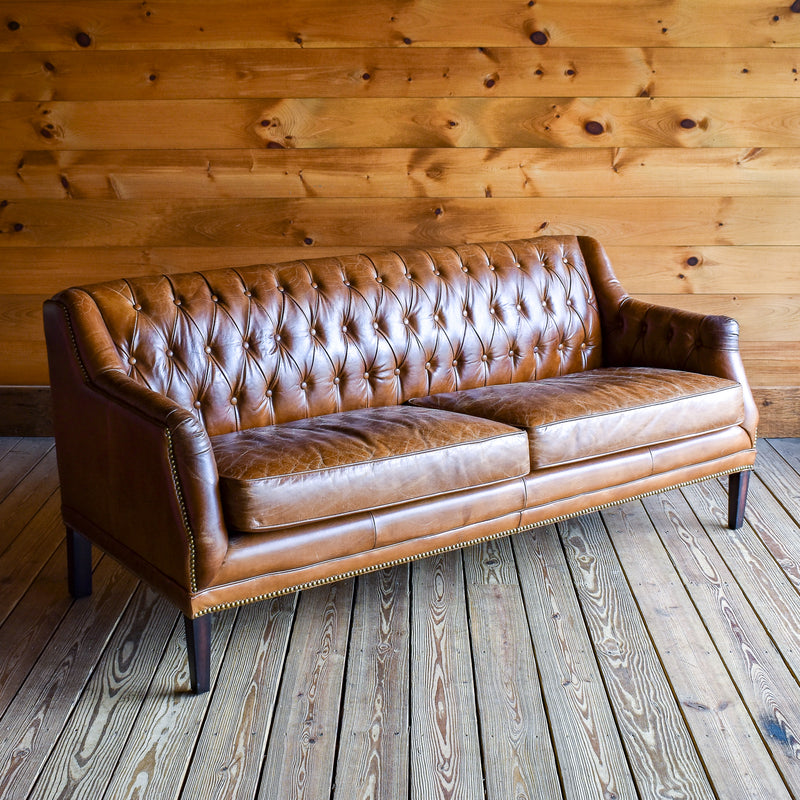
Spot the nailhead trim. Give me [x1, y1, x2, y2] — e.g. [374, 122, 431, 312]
[59, 303, 90, 383]
[165, 427, 198, 593]
[192, 465, 749, 618]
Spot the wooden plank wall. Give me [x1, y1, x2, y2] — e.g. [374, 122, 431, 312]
[1, 0, 799, 433]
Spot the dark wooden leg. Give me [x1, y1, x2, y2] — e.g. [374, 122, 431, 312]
[66, 527, 92, 598]
[184, 614, 212, 694]
[728, 470, 751, 530]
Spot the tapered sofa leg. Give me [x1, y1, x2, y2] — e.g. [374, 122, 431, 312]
[66, 527, 93, 598]
[728, 470, 751, 530]
[184, 614, 212, 694]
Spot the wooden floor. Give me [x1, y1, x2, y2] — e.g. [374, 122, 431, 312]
[3, 440, 800, 799]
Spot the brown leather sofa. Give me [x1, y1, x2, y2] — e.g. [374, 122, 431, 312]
[43, 235, 758, 693]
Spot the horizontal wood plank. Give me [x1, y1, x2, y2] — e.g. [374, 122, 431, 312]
[0, 244, 797, 295]
[3, 197, 800, 249]
[3, 97, 800, 150]
[4, 47, 800, 102]
[0, 0, 798, 51]
[6, 147, 800, 200]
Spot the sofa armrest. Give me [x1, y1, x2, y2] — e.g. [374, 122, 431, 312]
[579, 236, 758, 446]
[43, 298, 229, 606]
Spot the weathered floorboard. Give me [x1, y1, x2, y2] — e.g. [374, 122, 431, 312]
[463, 538, 561, 800]
[334, 567, 410, 800]
[2, 439, 800, 798]
[560, 513, 716, 800]
[258, 582, 354, 800]
[180, 596, 297, 800]
[410, 552, 483, 800]
[26, 585, 176, 800]
[603, 499, 793, 800]
[514, 525, 638, 800]
[642, 488, 800, 793]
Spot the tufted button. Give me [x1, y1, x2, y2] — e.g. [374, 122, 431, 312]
[244, 290, 252, 298]
[128, 356, 137, 365]
[363, 371, 370, 379]
[376, 276, 383, 283]
[452, 359, 458, 367]
[516, 303, 522, 311]
[344, 280, 351, 287]
[563, 257, 569, 264]
[481, 354, 488, 362]
[566, 299, 573, 307]
[558, 343, 565, 350]
[265, 390, 273, 398]
[133, 303, 141, 311]
[193, 400, 202, 408]
[310, 328, 317, 337]
[534, 346, 539, 353]
[311, 282, 319, 290]
[211, 295, 218, 303]
[204, 345, 212, 354]
[333, 376, 340, 385]
[425, 361, 432, 370]
[542, 300, 548, 308]
[174, 299, 182, 306]
[373, 321, 380, 330]
[508, 350, 515, 358]
[488, 264, 496, 271]
[341, 324, 348, 333]
[274, 334, 281, 342]
[433, 270, 440, 276]
[462, 309, 469, 317]
[462, 266, 469, 273]
[243, 341, 250, 349]
[581, 342, 587, 349]
[277, 286, 285, 293]
[230, 396, 238, 405]
[166, 349, 174, 357]
[394, 368, 401, 375]
[300, 381, 308, 390]
[489, 308, 496, 315]
[403, 318, 410, 325]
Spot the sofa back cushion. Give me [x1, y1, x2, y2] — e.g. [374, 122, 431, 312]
[69, 235, 602, 435]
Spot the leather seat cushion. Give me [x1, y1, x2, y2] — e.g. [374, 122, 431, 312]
[211, 405, 530, 532]
[408, 367, 745, 470]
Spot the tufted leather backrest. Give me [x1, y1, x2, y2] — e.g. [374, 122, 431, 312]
[64, 236, 602, 436]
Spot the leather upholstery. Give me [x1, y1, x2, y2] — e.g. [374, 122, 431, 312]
[211, 405, 529, 531]
[53, 237, 602, 437]
[42, 234, 758, 621]
[409, 367, 744, 469]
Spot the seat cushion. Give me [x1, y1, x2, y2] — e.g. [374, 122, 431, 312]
[210, 405, 530, 532]
[408, 367, 745, 470]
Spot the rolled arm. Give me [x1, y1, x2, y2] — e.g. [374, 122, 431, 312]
[43, 298, 229, 611]
[579, 236, 758, 446]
